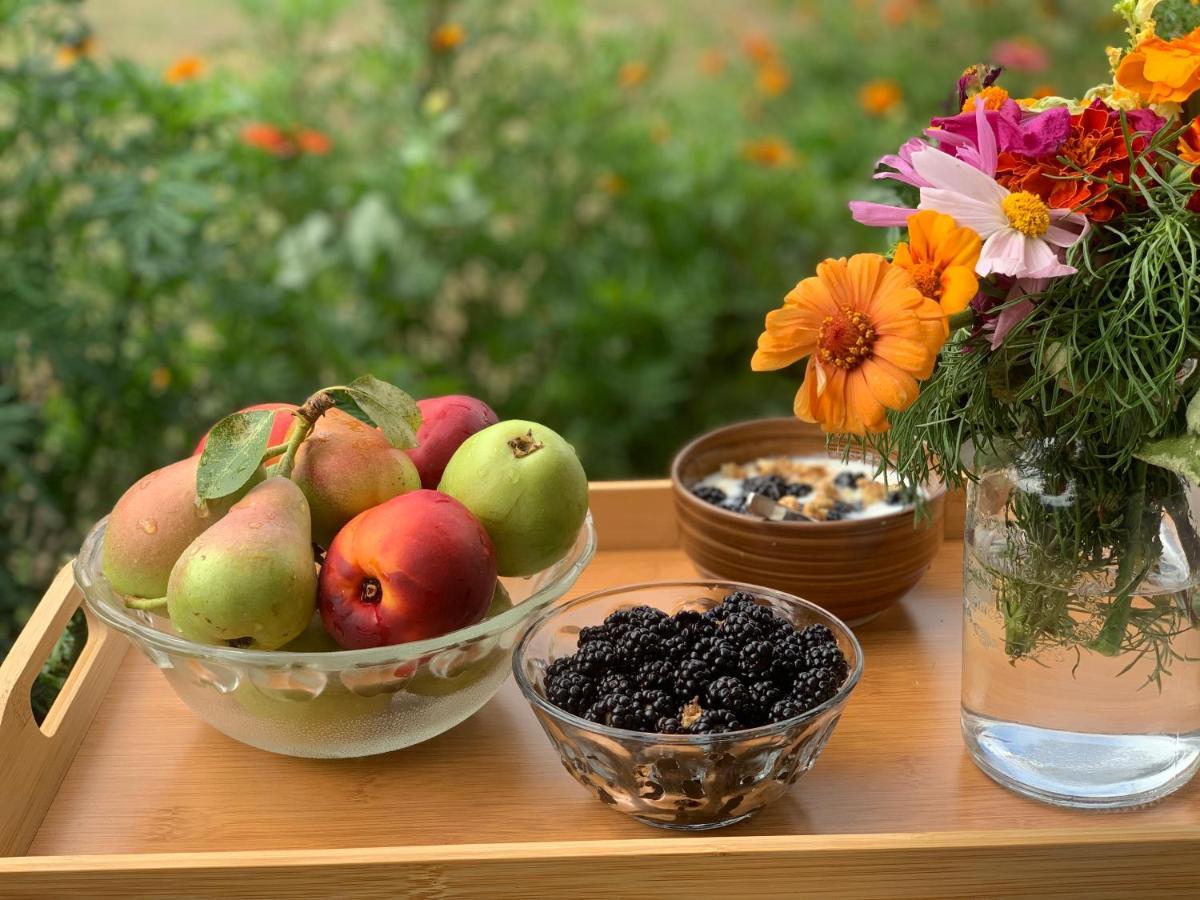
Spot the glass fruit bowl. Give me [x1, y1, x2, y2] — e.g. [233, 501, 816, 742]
[75, 513, 595, 758]
[513, 581, 863, 830]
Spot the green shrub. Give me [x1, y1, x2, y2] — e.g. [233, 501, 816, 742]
[0, 0, 1119, 655]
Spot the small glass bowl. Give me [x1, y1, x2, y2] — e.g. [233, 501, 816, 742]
[75, 513, 595, 758]
[513, 581, 863, 830]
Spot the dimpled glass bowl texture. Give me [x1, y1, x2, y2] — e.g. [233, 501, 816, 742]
[513, 581, 863, 830]
[75, 513, 596, 758]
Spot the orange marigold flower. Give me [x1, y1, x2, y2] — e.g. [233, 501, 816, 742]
[742, 137, 795, 167]
[961, 85, 1009, 112]
[740, 32, 778, 65]
[165, 55, 206, 84]
[1031, 83, 1056, 99]
[892, 211, 981, 315]
[1179, 118, 1200, 165]
[699, 48, 727, 76]
[597, 172, 627, 196]
[296, 129, 332, 155]
[241, 123, 294, 157]
[55, 33, 97, 68]
[431, 23, 466, 52]
[756, 61, 790, 97]
[859, 79, 903, 116]
[752, 254, 948, 435]
[1116, 26, 1200, 105]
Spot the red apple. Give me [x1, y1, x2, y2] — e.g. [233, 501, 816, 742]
[407, 395, 498, 489]
[194, 402, 297, 460]
[317, 490, 497, 649]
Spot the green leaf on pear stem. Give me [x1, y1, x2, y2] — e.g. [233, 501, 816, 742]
[1134, 434, 1200, 484]
[197, 409, 274, 500]
[329, 394, 373, 426]
[335, 375, 422, 449]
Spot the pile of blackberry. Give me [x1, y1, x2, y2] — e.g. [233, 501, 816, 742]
[690, 475, 812, 514]
[543, 592, 849, 735]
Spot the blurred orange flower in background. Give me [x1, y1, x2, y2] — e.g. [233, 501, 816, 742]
[296, 129, 333, 155]
[740, 32, 778, 65]
[699, 48, 727, 76]
[240, 123, 332, 158]
[752, 254, 948, 435]
[858, 79, 903, 115]
[597, 172, 627, 196]
[55, 33, 97, 68]
[742, 136, 795, 167]
[619, 61, 649, 89]
[1031, 84, 1056, 99]
[1116, 27, 1200, 105]
[165, 55, 206, 84]
[431, 23, 466, 52]
[756, 61, 790, 97]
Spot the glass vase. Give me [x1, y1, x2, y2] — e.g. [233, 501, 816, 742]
[961, 444, 1200, 808]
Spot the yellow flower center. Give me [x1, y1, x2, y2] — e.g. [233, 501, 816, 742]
[962, 85, 1010, 112]
[818, 311, 877, 371]
[907, 261, 942, 300]
[1001, 191, 1050, 238]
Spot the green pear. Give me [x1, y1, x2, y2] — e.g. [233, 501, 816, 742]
[167, 477, 317, 650]
[103, 456, 258, 600]
[290, 408, 421, 546]
[438, 420, 588, 576]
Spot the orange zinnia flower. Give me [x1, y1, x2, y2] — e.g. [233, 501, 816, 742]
[892, 212, 981, 315]
[165, 55, 206, 84]
[699, 48, 727, 76]
[752, 254, 948, 435]
[741, 137, 795, 168]
[1116, 27, 1200, 105]
[241, 123, 293, 157]
[961, 85, 1009, 112]
[1179, 118, 1200, 165]
[296, 129, 332, 155]
[431, 23, 466, 52]
[859, 79, 902, 116]
[740, 32, 778, 65]
[756, 61, 789, 97]
[619, 61, 649, 89]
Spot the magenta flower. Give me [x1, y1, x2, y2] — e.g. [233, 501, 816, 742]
[929, 101, 1069, 160]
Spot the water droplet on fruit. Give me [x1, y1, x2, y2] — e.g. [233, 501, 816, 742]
[137, 517, 158, 534]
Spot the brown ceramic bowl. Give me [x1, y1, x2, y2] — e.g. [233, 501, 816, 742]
[670, 418, 944, 625]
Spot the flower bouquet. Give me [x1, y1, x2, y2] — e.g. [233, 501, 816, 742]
[753, 0, 1200, 808]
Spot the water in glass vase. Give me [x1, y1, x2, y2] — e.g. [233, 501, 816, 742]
[962, 536, 1200, 809]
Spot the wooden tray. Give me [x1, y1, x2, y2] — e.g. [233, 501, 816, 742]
[2, 481, 1198, 897]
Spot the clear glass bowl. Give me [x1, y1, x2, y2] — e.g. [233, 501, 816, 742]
[512, 581, 863, 830]
[75, 513, 595, 758]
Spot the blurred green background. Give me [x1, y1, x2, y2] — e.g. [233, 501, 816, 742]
[1, 0, 1120, 659]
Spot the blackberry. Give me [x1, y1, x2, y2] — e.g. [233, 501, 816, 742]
[545, 671, 596, 716]
[769, 633, 807, 682]
[545, 656, 576, 681]
[720, 591, 760, 614]
[614, 626, 663, 666]
[674, 658, 714, 698]
[719, 498, 746, 514]
[783, 481, 813, 498]
[886, 487, 915, 506]
[738, 639, 775, 677]
[597, 672, 634, 696]
[585, 693, 647, 730]
[748, 680, 783, 715]
[635, 659, 676, 692]
[743, 474, 786, 501]
[718, 612, 765, 644]
[799, 623, 837, 649]
[770, 698, 805, 722]
[833, 471, 864, 489]
[606, 606, 668, 629]
[657, 716, 685, 734]
[633, 689, 677, 723]
[689, 709, 743, 734]
[574, 639, 623, 676]
[661, 632, 694, 662]
[691, 637, 740, 673]
[822, 500, 856, 521]
[690, 484, 727, 506]
[793, 666, 839, 711]
[672, 609, 715, 636]
[577, 624, 611, 646]
[706, 675, 751, 716]
[803, 643, 849, 681]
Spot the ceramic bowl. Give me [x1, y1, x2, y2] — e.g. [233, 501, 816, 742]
[513, 580, 863, 830]
[670, 418, 943, 624]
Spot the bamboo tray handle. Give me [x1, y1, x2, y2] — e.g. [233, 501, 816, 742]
[0, 563, 127, 857]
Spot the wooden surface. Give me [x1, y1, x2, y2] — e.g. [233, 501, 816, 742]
[3, 481, 1198, 897]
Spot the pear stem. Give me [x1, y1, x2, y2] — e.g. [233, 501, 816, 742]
[126, 596, 168, 611]
[272, 390, 337, 479]
[262, 442, 290, 461]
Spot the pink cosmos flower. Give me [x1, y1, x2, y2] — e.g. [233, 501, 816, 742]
[911, 148, 1087, 279]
